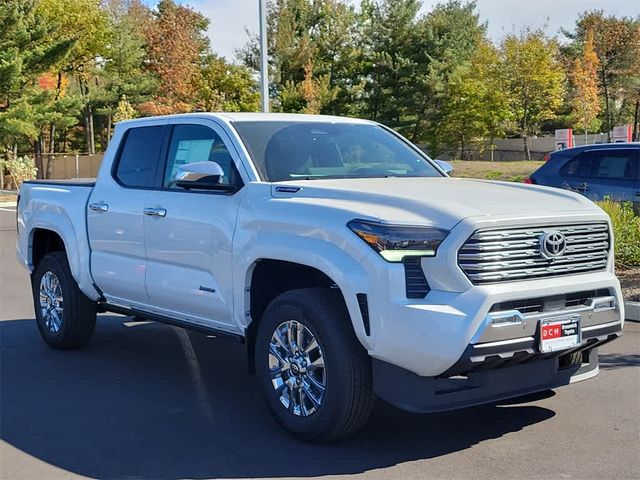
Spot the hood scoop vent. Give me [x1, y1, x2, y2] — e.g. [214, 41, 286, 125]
[272, 185, 302, 197]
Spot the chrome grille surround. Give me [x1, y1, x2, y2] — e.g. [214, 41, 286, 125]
[458, 223, 610, 284]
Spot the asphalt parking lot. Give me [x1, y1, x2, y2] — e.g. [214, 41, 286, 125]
[1, 206, 639, 480]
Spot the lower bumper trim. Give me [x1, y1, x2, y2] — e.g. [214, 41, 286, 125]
[442, 323, 621, 377]
[373, 348, 599, 414]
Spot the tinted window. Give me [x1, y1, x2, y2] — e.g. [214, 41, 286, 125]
[233, 121, 442, 182]
[163, 124, 240, 189]
[560, 149, 638, 180]
[115, 126, 164, 188]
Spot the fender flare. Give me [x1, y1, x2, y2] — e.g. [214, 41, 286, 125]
[235, 233, 374, 351]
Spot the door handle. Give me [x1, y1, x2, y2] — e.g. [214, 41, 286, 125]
[144, 207, 167, 217]
[89, 202, 108, 212]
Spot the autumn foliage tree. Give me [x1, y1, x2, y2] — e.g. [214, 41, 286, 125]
[568, 11, 640, 140]
[142, 0, 209, 114]
[570, 29, 601, 142]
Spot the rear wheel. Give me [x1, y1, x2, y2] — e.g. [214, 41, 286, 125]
[255, 288, 374, 441]
[32, 252, 96, 349]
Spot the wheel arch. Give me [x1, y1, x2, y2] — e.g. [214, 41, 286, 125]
[27, 224, 101, 301]
[243, 257, 372, 373]
[30, 228, 67, 270]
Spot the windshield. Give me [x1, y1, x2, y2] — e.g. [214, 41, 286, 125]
[232, 121, 443, 182]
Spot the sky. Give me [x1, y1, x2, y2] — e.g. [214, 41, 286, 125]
[161, 0, 636, 62]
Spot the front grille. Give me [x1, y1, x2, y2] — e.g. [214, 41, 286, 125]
[459, 223, 610, 284]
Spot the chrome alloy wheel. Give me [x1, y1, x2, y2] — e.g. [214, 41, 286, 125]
[39, 271, 64, 334]
[268, 320, 326, 417]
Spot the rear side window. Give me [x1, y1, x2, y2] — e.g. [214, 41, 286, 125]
[560, 149, 638, 180]
[115, 126, 164, 188]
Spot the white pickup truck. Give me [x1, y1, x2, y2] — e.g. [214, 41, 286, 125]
[17, 113, 624, 440]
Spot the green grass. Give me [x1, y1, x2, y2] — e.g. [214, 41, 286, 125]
[597, 200, 640, 267]
[449, 160, 542, 182]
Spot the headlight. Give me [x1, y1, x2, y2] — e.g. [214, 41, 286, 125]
[347, 220, 448, 262]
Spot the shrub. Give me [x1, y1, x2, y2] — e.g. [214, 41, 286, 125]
[484, 170, 503, 179]
[597, 199, 640, 267]
[0, 156, 37, 189]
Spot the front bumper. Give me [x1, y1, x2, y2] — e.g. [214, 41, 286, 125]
[368, 272, 624, 413]
[367, 270, 624, 377]
[443, 293, 621, 376]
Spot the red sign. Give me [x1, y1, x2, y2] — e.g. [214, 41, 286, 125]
[555, 129, 574, 150]
[542, 324, 562, 339]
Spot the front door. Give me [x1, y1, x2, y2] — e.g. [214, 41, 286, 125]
[143, 120, 245, 331]
[87, 123, 166, 306]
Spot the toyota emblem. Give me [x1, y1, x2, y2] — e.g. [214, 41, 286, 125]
[540, 231, 567, 259]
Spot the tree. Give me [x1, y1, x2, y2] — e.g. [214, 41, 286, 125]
[239, 0, 355, 114]
[569, 29, 601, 143]
[98, 0, 156, 140]
[142, 0, 210, 114]
[0, 0, 75, 177]
[628, 50, 640, 141]
[299, 60, 336, 114]
[566, 11, 640, 140]
[195, 56, 260, 112]
[37, 0, 111, 155]
[407, 0, 488, 146]
[113, 95, 136, 123]
[435, 41, 510, 158]
[500, 30, 565, 160]
[359, 0, 422, 127]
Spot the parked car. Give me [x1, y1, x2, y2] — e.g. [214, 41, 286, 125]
[17, 113, 624, 441]
[527, 143, 639, 212]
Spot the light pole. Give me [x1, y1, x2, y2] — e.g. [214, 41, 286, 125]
[259, 0, 269, 112]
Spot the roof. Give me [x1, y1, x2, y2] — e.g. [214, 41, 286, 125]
[217, 112, 375, 124]
[117, 112, 376, 127]
[554, 142, 639, 154]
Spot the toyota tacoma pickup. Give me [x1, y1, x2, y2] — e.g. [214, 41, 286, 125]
[17, 113, 624, 441]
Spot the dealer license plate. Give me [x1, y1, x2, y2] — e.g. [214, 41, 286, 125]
[539, 315, 581, 353]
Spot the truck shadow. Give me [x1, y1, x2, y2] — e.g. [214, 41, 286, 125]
[599, 353, 640, 369]
[1, 316, 555, 479]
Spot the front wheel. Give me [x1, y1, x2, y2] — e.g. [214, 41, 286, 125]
[32, 252, 97, 349]
[255, 288, 374, 441]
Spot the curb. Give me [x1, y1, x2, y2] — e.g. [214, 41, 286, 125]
[625, 300, 640, 323]
[0, 189, 18, 195]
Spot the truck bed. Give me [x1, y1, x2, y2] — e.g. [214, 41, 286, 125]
[17, 179, 97, 297]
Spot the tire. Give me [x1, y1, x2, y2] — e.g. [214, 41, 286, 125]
[31, 252, 97, 349]
[255, 288, 374, 441]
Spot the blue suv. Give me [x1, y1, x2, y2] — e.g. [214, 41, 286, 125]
[528, 143, 639, 212]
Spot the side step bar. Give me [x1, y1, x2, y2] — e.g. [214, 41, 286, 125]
[101, 303, 245, 344]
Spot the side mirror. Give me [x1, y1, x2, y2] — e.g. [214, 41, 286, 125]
[434, 159, 454, 175]
[172, 161, 234, 191]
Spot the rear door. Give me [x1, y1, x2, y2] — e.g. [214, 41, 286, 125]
[142, 119, 246, 331]
[87, 123, 167, 306]
[558, 148, 639, 203]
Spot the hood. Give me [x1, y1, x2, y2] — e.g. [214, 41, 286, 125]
[271, 177, 600, 230]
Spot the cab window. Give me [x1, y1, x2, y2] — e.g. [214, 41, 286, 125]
[115, 126, 164, 188]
